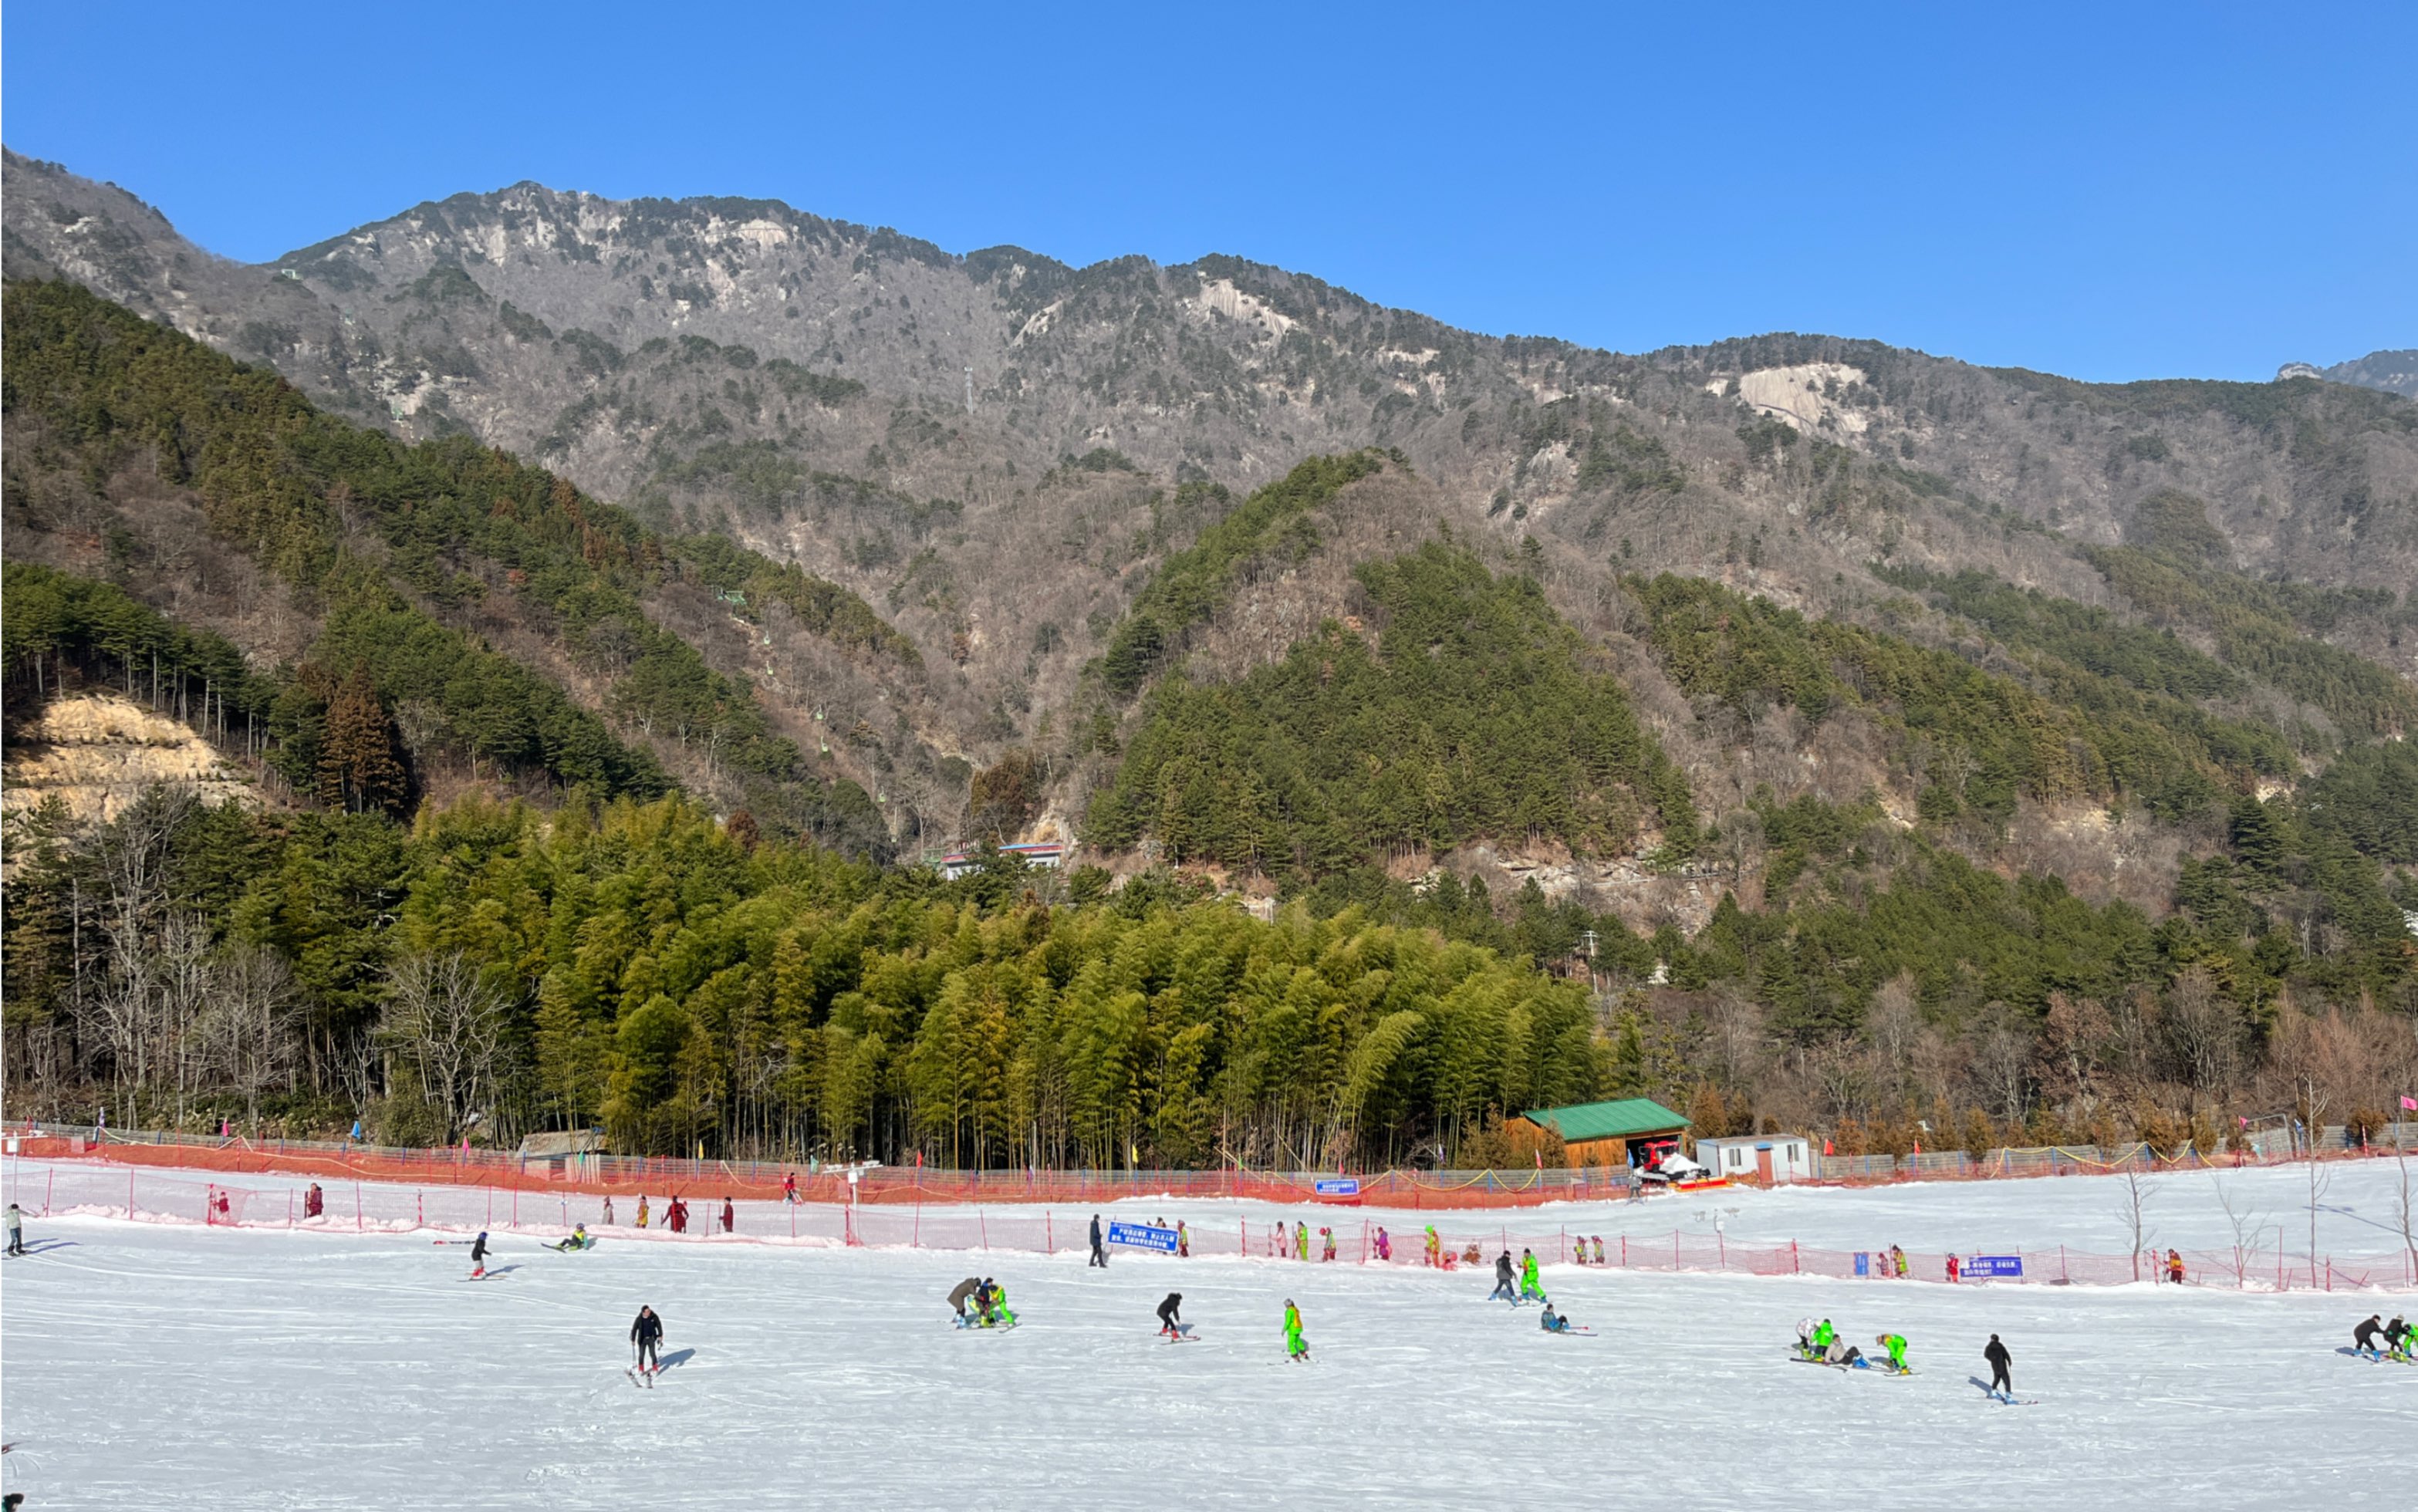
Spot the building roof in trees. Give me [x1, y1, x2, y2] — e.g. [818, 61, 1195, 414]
[1518, 1098, 1690, 1142]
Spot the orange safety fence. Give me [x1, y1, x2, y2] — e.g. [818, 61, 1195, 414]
[8, 1119, 2413, 1208]
[6, 1156, 2412, 1293]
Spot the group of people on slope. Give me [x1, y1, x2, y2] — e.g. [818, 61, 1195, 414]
[599, 1194, 735, 1235]
[2352, 1315, 2412, 1359]
[1794, 1317, 1923, 1377]
[947, 1275, 1018, 1328]
[1488, 1248, 1548, 1304]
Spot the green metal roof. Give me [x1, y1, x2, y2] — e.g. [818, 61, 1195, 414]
[1521, 1098, 1690, 1142]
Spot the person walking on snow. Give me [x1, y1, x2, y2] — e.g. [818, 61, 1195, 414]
[1424, 1227, 1441, 1268]
[1157, 1292, 1185, 1338]
[2165, 1249, 2184, 1285]
[1283, 1299, 1309, 1362]
[1374, 1227, 1391, 1262]
[782, 1172, 798, 1204]
[1876, 1333, 1910, 1373]
[1519, 1248, 1546, 1302]
[1491, 1250, 1518, 1301]
[636, 1196, 650, 1229]
[602, 1195, 614, 1227]
[5, 1203, 24, 1256]
[630, 1305, 664, 1373]
[1984, 1334, 2013, 1396]
[469, 1231, 491, 1278]
[1089, 1213, 1108, 1268]
[721, 1197, 735, 1234]
[1295, 1223, 1310, 1261]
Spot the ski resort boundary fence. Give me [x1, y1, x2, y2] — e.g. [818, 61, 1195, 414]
[5, 1156, 2413, 1294]
[5, 1120, 2413, 1210]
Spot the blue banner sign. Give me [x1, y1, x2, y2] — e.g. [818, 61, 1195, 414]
[1107, 1220, 1178, 1253]
[1965, 1254, 2023, 1278]
[1313, 1176, 1361, 1198]
[1853, 1251, 1870, 1277]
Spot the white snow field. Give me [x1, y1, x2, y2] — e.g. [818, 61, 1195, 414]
[3, 1159, 2414, 1509]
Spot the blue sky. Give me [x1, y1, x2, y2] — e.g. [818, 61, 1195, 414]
[5, 2, 2410, 382]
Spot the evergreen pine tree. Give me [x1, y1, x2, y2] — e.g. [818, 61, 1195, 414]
[318, 664, 409, 815]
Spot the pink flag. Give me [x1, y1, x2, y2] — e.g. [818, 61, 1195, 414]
[2401, 1095, 2416, 1112]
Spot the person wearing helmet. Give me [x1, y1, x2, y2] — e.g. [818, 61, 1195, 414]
[1283, 1299, 1309, 1362]
[1876, 1332, 1910, 1374]
[1157, 1292, 1186, 1338]
[469, 1231, 491, 1277]
[551, 1223, 591, 1253]
[1541, 1304, 1576, 1335]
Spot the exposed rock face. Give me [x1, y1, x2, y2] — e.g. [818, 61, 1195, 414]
[2, 695, 260, 828]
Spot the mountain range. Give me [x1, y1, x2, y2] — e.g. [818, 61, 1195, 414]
[6, 145, 2417, 1159]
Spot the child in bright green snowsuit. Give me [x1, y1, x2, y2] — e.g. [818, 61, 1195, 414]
[1518, 1250, 1545, 1301]
[988, 1282, 1018, 1328]
[1812, 1319, 1835, 1355]
[1284, 1300, 1308, 1361]
[1295, 1226, 1310, 1261]
[1877, 1333, 1908, 1372]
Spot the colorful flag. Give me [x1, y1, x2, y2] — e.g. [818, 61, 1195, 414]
[2401, 1095, 2416, 1112]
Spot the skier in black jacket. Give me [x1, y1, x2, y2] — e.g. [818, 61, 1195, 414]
[2354, 1315, 2385, 1354]
[1984, 1334, 2013, 1396]
[1489, 1250, 1517, 1301]
[469, 1231, 491, 1278]
[1157, 1292, 1184, 1337]
[1089, 1213, 1107, 1268]
[631, 1305, 664, 1372]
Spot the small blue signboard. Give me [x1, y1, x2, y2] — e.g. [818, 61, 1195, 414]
[1853, 1251, 1871, 1277]
[1106, 1220, 1178, 1254]
[1965, 1254, 2023, 1279]
[1313, 1176, 1361, 1198]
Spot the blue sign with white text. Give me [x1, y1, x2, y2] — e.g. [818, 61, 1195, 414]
[1107, 1220, 1178, 1253]
[1965, 1254, 2023, 1278]
[1314, 1177, 1361, 1197]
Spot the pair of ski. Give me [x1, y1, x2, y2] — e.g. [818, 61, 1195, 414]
[1792, 1354, 1910, 1375]
[2354, 1348, 2415, 1365]
[626, 1364, 661, 1389]
[1161, 1325, 1197, 1344]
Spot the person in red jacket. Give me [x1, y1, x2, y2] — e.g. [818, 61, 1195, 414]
[667, 1198, 688, 1235]
[782, 1173, 799, 1204]
[721, 1197, 735, 1234]
[2165, 1249, 2185, 1285]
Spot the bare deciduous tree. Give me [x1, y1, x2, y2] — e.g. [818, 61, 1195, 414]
[2118, 1167, 2156, 1282]
[380, 952, 515, 1140]
[198, 945, 302, 1128]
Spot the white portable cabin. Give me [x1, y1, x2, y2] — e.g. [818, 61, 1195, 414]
[1694, 1135, 1814, 1184]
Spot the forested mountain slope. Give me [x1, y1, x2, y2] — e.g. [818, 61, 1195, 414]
[6, 150, 2418, 1166]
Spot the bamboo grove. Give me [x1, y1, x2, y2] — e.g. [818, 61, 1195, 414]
[3, 791, 1602, 1167]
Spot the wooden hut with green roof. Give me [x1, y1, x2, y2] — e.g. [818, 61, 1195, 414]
[1514, 1098, 1690, 1169]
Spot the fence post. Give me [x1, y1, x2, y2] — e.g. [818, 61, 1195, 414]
[512, 1188, 518, 1230]
[355, 1183, 363, 1233]
[1792, 1239, 1799, 1274]
[417, 1193, 424, 1230]
[1621, 1234, 1627, 1267]
[129, 1168, 136, 1220]
[48, 1169, 56, 1217]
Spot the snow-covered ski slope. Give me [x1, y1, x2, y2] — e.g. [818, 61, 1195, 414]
[3, 1159, 2413, 1509]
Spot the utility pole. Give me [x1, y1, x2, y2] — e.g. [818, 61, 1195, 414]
[964, 365, 974, 413]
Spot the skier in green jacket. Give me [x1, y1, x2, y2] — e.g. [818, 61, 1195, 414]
[1812, 1318, 1836, 1355]
[1876, 1332, 1910, 1373]
[1284, 1299, 1309, 1361]
[1518, 1248, 1546, 1302]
